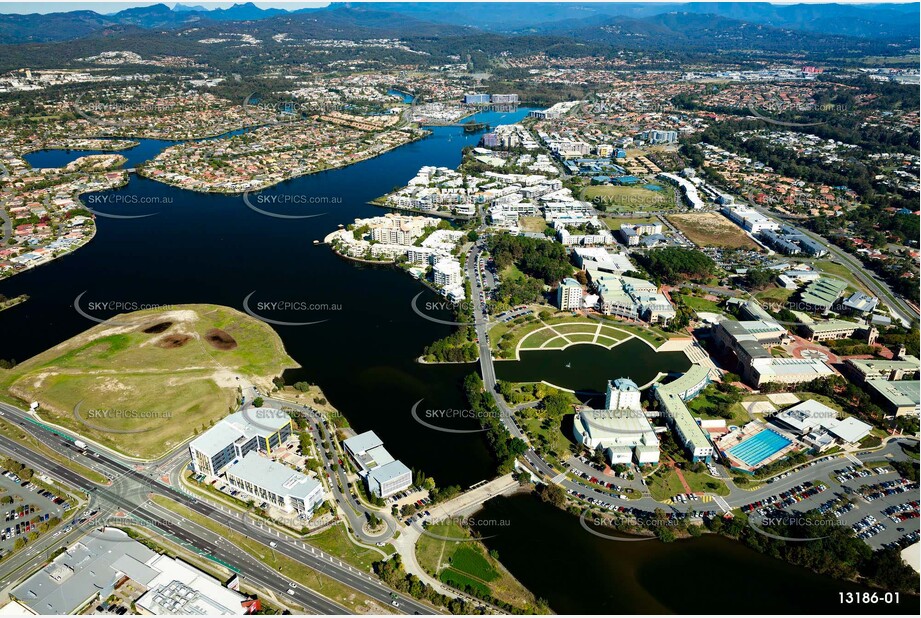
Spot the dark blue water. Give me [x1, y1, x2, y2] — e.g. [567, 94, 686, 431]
[387, 89, 417, 104]
[2, 108, 535, 488]
[23, 128, 253, 169]
[474, 493, 918, 615]
[495, 339, 691, 394]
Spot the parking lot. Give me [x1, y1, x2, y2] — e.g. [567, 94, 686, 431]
[743, 464, 920, 550]
[0, 472, 67, 557]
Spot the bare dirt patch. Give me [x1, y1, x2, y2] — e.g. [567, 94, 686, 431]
[142, 321, 173, 334]
[668, 212, 760, 250]
[204, 328, 237, 350]
[155, 334, 192, 349]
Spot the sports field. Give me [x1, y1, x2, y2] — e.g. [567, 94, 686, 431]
[583, 184, 674, 212]
[415, 520, 536, 609]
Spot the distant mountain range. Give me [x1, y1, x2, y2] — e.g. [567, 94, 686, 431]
[0, 1, 916, 49]
[362, 2, 921, 39]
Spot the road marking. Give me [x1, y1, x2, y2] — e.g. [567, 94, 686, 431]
[845, 453, 863, 466]
[712, 495, 730, 513]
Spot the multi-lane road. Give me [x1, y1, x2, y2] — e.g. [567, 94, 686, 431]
[0, 401, 436, 615]
[743, 198, 918, 327]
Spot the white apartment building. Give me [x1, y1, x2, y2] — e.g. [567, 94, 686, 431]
[433, 259, 462, 287]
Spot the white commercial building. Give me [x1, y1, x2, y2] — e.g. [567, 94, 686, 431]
[557, 277, 583, 310]
[224, 451, 325, 517]
[189, 409, 293, 477]
[572, 247, 634, 274]
[653, 366, 714, 462]
[721, 205, 780, 234]
[343, 431, 412, 498]
[11, 528, 255, 616]
[605, 377, 642, 410]
[573, 379, 659, 465]
[771, 399, 872, 448]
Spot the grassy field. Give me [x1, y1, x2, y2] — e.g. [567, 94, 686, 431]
[668, 212, 760, 250]
[415, 520, 535, 609]
[518, 413, 575, 465]
[500, 262, 528, 284]
[582, 184, 674, 212]
[813, 260, 873, 296]
[602, 215, 660, 230]
[490, 315, 544, 357]
[498, 314, 672, 357]
[519, 328, 558, 349]
[674, 293, 724, 315]
[552, 323, 599, 335]
[541, 335, 570, 349]
[647, 468, 687, 501]
[597, 318, 675, 347]
[755, 287, 795, 305]
[648, 466, 728, 500]
[566, 333, 596, 343]
[308, 523, 390, 571]
[687, 385, 751, 427]
[599, 325, 630, 340]
[518, 216, 548, 234]
[0, 304, 297, 459]
[150, 496, 389, 614]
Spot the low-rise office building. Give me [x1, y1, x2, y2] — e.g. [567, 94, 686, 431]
[224, 452, 324, 517]
[750, 357, 836, 387]
[343, 431, 412, 498]
[659, 172, 703, 209]
[572, 247, 634, 274]
[841, 291, 879, 315]
[864, 379, 921, 418]
[592, 274, 677, 325]
[798, 277, 848, 314]
[843, 355, 921, 385]
[770, 399, 871, 449]
[760, 226, 827, 257]
[721, 205, 780, 234]
[713, 318, 834, 387]
[189, 409, 293, 477]
[800, 319, 868, 342]
[653, 367, 714, 462]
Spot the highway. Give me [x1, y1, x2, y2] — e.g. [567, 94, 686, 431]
[0, 402, 436, 615]
[744, 198, 917, 327]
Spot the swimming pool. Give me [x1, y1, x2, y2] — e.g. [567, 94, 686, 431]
[728, 430, 792, 467]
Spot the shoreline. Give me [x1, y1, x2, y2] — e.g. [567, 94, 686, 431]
[136, 129, 430, 195]
[0, 293, 28, 313]
[3, 302, 300, 462]
[367, 199, 475, 220]
[0, 167, 129, 282]
[20, 138, 141, 156]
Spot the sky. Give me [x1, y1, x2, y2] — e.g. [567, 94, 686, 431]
[0, 2, 328, 13]
[0, 0, 914, 15]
